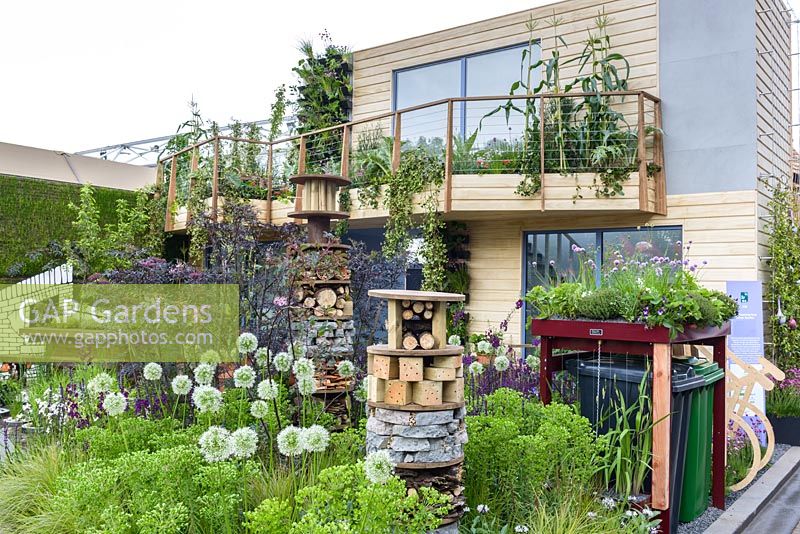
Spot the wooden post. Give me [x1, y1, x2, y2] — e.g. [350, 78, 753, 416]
[212, 138, 220, 219]
[392, 113, 402, 173]
[164, 156, 177, 231]
[444, 100, 454, 213]
[186, 148, 198, 225]
[711, 336, 727, 510]
[539, 96, 546, 212]
[266, 143, 273, 224]
[539, 336, 552, 405]
[155, 161, 164, 191]
[341, 124, 351, 178]
[651, 342, 671, 514]
[637, 93, 648, 211]
[296, 136, 306, 214]
[654, 100, 667, 215]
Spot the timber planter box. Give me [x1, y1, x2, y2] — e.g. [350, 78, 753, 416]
[531, 318, 731, 344]
[770, 415, 800, 445]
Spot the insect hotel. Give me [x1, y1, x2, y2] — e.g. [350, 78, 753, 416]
[365, 289, 467, 529]
[289, 173, 356, 426]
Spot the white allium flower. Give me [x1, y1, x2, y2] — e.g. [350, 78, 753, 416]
[193, 363, 216, 385]
[447, 334, 461, 346]
[587, 512, 598, 520]
[255, 348, 271, 368]
[171, 374, 192, 396]
[302, 424, 330, 453]
[601, 497, 616, 510]
[625, 510, 637, 518]
[297, 376, 316, 397]
[102, 392, 127, 417]
[336, 360, 356, 378]
[289, 342, 306, 359]
[250, 400, 270, 419]
[273, 352, 293, 373]
[468, 361, 485, 376]
[477, 504, 490, 514]
[257, 379, 279, 401]
[641, 507, 656, 518]
[237, 332, 258, 354]
[200, 349, 221, 364]
[525, 354, 538, 371]
[192, 385, 223, 414]
[494, 355, 510, 372]
[292, 358, 315, 380]
[87, 372, 115, 396]
[277, 425, 304, 457]
[199, 426, 232, 462]
[230, 427, 258, 459]
[514, 526, 529, 533]
[476, 340, 492, 354]
[143, 362, 163, 381]
[354, 377, 368, 403]
[364, 450, 394, 485]
[233, 365, 256, 389]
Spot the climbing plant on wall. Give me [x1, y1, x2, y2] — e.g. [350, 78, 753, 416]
[768, 181, 800, 368]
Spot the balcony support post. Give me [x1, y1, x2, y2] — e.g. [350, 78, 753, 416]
[186, 148, 198, 225]
[341, 124, 351, 179]
[444, 100, 454, 213]
[654, 100, 667, 215]
[638, 93, 648, 211]
[539, 96, 546, 212]
[212, 138, 220, 219]
[295, 136, 307, 216]
[266, 143, 273, 224]
[165, 156, 177, 232]
[392, 113, 402, 173]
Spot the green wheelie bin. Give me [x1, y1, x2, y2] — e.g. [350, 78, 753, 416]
[678, 360, 725, 522]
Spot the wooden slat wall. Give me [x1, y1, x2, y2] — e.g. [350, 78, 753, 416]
[351, 0, 658, 121]
[466, 190, 758, 344]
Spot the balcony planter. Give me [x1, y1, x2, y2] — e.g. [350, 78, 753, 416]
[770, 415, 800, 445]
[531, 319, 731, 345]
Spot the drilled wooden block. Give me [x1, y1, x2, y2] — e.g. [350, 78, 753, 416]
[367, 353, 374, 375]
[373, 355, 399, 380]
[432, 356, 462, 369]
[412, 380, 443, 406]
[385, 380, 413, 405]
[399, 357, 424, 382]
[368, 376, 385, 402]
[423, 366, 456, 381]
[442, 378, 465, 403]
[431, 301, 447, 347]
[455, 365, 463, 378]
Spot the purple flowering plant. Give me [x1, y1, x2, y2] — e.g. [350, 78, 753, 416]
[767, 368, 800, 418]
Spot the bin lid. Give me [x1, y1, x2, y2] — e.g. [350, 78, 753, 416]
[565, 355, 707, 392]
[690, 361, 725, 385]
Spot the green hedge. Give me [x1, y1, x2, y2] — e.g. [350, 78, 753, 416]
[0, 175, 137, 279]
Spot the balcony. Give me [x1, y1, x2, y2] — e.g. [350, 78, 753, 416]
[161, 91, 665, 233]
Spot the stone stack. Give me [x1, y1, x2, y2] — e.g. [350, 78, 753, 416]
[365, 289, 467, 528]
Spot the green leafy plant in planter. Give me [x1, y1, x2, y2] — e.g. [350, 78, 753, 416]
[525, 246, 738, 338]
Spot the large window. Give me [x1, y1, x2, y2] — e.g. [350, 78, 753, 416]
[393, 43, 538, 143]
[522, 226, 683, 346]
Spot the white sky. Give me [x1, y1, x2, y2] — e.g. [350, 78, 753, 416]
[0, 0, 542, 153]
[2, 0, 799, 154]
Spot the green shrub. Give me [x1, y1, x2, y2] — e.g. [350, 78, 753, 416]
[575, 287, 625, 320]
[245, 462, 449, 534]
[483, 387, 542, 435]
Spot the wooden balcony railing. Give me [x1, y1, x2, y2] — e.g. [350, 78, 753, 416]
[159, 90, 665, 232]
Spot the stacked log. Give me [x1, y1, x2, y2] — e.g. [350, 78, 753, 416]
[294, 283, 353, 319]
